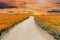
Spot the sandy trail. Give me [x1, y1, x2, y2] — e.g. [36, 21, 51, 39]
[1, 16, 55, 40]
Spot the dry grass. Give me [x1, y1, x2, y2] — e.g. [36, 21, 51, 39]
[34, 14, 60, 30]
[34, 13, 60, 40]
[0, 10, 30, 30]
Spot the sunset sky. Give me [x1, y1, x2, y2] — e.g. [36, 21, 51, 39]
[0, 0, 60, 10]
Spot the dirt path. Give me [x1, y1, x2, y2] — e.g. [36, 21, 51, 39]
[1, 16, 55, 40]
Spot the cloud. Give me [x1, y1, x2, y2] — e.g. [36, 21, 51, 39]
[0, 0, 60, 9]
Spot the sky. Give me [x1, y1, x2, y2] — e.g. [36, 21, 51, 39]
[0, 0, 60, 10]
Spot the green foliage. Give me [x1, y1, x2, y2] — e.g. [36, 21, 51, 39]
[35, 20, 60, 40]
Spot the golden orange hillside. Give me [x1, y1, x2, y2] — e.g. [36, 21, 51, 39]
[0, 8, 30, 30]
